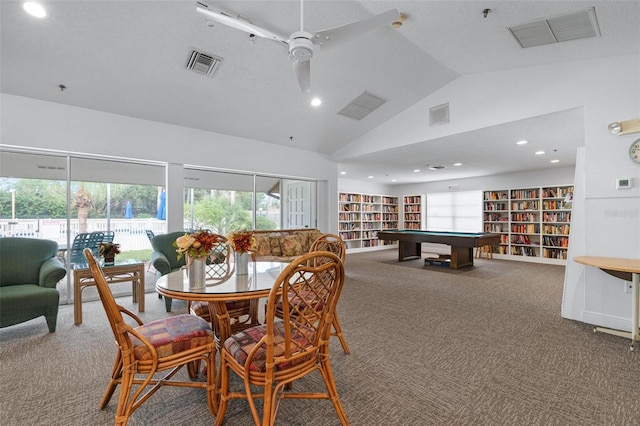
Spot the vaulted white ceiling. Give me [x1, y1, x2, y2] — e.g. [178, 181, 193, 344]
[2, 1, 639, 183]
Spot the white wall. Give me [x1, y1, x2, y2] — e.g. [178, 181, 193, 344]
[338, 178, 392, 196]
[392, 166, 575, 196]
[1, 93, 339, 234]
[335, 54, 640, 332]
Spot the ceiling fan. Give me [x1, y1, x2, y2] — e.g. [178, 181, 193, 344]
[196, 1, 400, 93]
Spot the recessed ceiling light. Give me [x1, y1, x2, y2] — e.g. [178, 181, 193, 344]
[453, 163, 462, 166]
[535, 151, 545, 155]
[391, 179, 397, 182]
[310, 97, 322, 107]
[340, 171, 346, 175]
[23, 1, 47, 18]
[550, 159, 560, 163]
[367, 175, 374, 179]
[413, 169, 420, 173]
[516, 140, 528, 145]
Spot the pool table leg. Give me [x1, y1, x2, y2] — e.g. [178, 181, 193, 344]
[450, 247, 474, 269]
[398, 241, 421, 261]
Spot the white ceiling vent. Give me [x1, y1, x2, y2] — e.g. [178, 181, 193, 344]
[429, 103, 449, 127]
[509, 7, 601, 49]
[186, 49, 222, 76]
[338, 91, 387, 121]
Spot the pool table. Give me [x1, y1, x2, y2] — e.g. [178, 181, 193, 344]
[377, 230, 501, 269]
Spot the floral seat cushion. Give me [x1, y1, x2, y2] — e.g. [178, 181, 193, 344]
[223, 321, 316, 372]
[132, 314, 214, 361]
[190, 300, 251, 319]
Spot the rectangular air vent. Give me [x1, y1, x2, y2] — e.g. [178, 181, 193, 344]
[429, 103, 449, 127]
[509, 7, 601, 48]
[186, 49, 222, 76]
[338, 91, 387, 120]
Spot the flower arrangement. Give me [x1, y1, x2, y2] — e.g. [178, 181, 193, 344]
[228, 230, 255, 253]
[98, 242, 121, 258]
[174, 230, 218, 262]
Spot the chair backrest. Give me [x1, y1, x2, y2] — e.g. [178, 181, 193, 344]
[83, 248, 134, 352]
[102, 231, 115, 244]
[0, 237, 58, 286]
[206, 234, 233, 279]
[264, 251, 344, 364]
[150, 231, 189, 270]
[69, 231, 105, 265]
[309, 233, 346, 263]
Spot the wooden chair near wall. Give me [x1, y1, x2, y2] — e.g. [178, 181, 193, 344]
[83, 248, 217, 425]
[475, 244, 493, 259]
[215, 251, 348, 426]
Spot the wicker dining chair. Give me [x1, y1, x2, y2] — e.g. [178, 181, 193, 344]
[82, 248, 217, 426]
[216, 251, 348, 426]
[187, 234, 256, 338]
[274, 233, 351, 354]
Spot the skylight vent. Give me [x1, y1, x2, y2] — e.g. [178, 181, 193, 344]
[338, 91, 387, 121]
[509, 7, 601, 49]
[186, 49, 222, 76]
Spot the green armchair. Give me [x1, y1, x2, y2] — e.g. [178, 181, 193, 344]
[0, 237, 67, 332]
[151, 231, 186, 312]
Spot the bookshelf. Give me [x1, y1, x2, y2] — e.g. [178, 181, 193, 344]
[483, 190, 510, 254]
[482, 185, 573, 264]
[402, 195, 426, 230]
[338, 192, 399, 252]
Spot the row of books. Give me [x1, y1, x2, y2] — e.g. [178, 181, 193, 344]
[338, 231, 360, 241]
[510, 189, 539, 199]
[404, 213, 422, 221]
[403, 196, 422, 204]
[484, 213, 509, 222]
[340, 203, 361, 212]
[543, 248, 568, 259]
[484, 191, 508, 200]
[542, 200, 570, 210]
[543, 236, 569, 247]
[543, 224, 570, 235]
[511, 213, 538, 222]
[511, 201, 539, 210]
[339, 194, 361, 202]
[511, 224, 539, 234]
[339, 213, 360, 221]
[543, 212, 571, 222]
[484, 202, 508, 211]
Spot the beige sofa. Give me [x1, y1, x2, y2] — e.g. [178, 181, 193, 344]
[251, 228, 322, 262]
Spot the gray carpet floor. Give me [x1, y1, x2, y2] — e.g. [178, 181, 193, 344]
[1, 250, 639, 425]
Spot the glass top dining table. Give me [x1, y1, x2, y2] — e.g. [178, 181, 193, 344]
[155, 260, 288, 343]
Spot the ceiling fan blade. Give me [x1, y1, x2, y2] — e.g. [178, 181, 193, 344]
[314, 8, 400, 50]
[196, 5, 288, 44]
[292, 60, 311, 93]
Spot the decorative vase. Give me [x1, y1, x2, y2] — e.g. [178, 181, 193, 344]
[235, 251, 250, 275]
[103, 254, 115, 266]
[188, 256, 207, 288]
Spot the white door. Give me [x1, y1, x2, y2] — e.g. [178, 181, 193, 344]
[285, 181, 311, 229]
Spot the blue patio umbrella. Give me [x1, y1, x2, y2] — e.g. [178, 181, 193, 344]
[157, 191, 166, 220]
[125, 201, 133, 219]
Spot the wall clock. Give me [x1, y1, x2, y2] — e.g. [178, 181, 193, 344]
[630, 138, 640, 164]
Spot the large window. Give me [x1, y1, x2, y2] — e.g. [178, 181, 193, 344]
[183, 167, 316, 233]
[426, 190, 482, 232]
